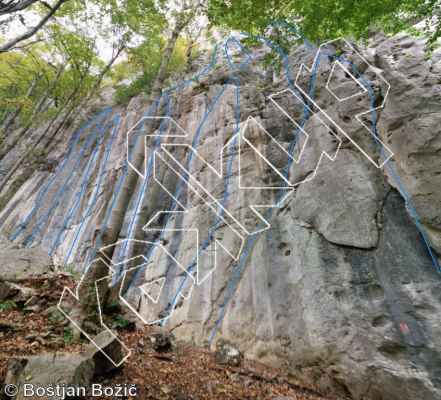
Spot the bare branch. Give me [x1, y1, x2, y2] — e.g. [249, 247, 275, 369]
[0, 0, 70, 52]
[5, 37, 47, 51]
[0, 0, 38, 16]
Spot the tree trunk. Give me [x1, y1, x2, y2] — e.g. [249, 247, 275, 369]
[0, 84, 79, 195]
[185, 23, 205, 74]
[0, 65, 64, 158]
[0, 46, 122, 193]
[42, 87, 84, 155]
[1, 105, 10, 124]
[72, 20, 184, 330]
[75, 44, 126, 115]
[0, 70, 43, 138]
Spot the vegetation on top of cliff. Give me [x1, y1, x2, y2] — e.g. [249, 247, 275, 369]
[0, 0, 439, 142]
[207, 0, 441, 47]
[112, 34, 191, 105]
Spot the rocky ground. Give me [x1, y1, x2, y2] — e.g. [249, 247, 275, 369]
[0, 246, 339, 400]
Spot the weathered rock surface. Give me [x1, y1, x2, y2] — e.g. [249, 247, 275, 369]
[0, 246, 51, 282]
[375, 33, 441, 254]
[0, 281, 37, 303]
[3, 353, 94, 400]
[84, 330, 124, 375]
[0, 31, 440, 400]
[214, 339, 242, 367]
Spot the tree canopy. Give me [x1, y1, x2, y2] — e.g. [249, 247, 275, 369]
[208, 0, 441, 47]
[0, 0, 439, 151]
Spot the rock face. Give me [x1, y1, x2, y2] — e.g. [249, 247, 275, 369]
[220, 190, 441, 398]
[0, 246, 52, 282]
[375, 34, 441, 254]
[0, 31, 440, 400]
[3, 353, 94, 400]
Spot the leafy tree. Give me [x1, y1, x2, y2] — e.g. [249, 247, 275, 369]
[208, 0, 441, 46]
[113, 34, 190, 104]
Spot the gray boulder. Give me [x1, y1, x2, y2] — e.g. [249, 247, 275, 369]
[0, 247, 51, 282]
[84, 330, 124, 375]
[214, 339, 242, 367]
[148, 329, 174, 352]
[3, 353, 94, 400]
[0, 282, 37, 304]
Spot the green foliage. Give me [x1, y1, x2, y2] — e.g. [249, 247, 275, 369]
[112, 313, 129, 329]
[192, 81, 209, 94]
[0, 25, 103, 133]
[27, 147, 46, 158]
[49, 309, 65, 326]
[82, 309, 100, 325]
[64, 263, 81, 279]
[0, 0, 168, 137]
[0, 300, 17, 311]
[63, 327, 74, 343]
[114, 72, 153, 104]
[113, 34, 189, 104]
[208, 0, 441, 45]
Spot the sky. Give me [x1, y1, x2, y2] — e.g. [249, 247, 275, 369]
[0, 1, 116, 61]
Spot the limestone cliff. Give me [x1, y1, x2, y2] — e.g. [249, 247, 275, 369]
[0, 32, 440, 400]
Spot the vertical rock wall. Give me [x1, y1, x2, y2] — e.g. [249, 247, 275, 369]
[0, 32, 440, 399]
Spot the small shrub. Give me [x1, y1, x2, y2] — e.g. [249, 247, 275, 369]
[28, 147, 45, 158]
[89, 102, 103, 115]
[49, 309, 65, 326]
[192, 81, 209, 93]
[11, 134, 21, 144]
[114, 71, 155, 105]
[256, 80, 267, 89]
[0, 300, 17, 312]
[63, 327, 74, 343]
[65, 263, 80, 279]
[88, 310, 100, 325]
[113, 314, 129, 329]
[65, 115, 75, 126]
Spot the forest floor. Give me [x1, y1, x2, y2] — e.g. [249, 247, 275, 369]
[0, 275, 341, 400]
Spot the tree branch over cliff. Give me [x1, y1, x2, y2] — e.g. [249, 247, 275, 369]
[0, 0, 70, 53]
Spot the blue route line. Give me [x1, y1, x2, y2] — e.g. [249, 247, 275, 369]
[22, 110, 110, 248]
[123, 39, 252, 295]
[209, 29, 319, 344]
[11, 107, 111, 242]
[112, 99, 171, 282]
[11, 19, 436, 350]
[21, 109, 111, 248]
[49, 115, 117, 255]
[62, 115, 120, 267]
[318, 50, 441, 274]
[125, 77, 235, 293]
[86, 101, 161, 272]
[274, 19, 439, 274]
[159, 74, 243, 323]
[87, 47, 220, 275]
[209, 21, 440, 344]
